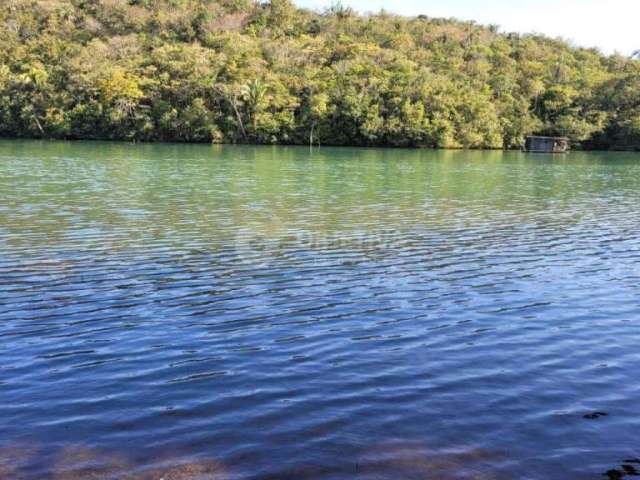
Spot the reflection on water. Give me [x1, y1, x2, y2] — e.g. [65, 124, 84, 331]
[2, 140, 640, 479]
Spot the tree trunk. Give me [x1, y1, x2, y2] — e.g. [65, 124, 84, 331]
[33, 115, 45, 136]
[231, 96, 248, 141]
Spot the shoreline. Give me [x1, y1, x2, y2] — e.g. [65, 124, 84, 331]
[0, 136, 635, 153]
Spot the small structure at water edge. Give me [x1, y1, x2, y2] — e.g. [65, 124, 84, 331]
[524, 136, 570, 153]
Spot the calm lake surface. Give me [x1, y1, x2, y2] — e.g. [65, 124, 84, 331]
[1, 140, 640, 479]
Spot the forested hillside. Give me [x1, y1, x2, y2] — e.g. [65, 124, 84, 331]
[1, 0, 639, 148]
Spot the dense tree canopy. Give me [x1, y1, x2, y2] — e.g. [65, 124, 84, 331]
[1, 0, 639, 148]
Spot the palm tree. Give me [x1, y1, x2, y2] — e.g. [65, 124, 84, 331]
[244, 79, 268, 135]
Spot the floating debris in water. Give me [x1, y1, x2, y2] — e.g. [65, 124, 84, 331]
[622, 464, 640, 475]
[604, 469, 625, 480]
[584, 412, 609, 420]
[602, 458, 640, 479]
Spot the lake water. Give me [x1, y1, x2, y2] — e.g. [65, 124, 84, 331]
[1, 140, 640, 479]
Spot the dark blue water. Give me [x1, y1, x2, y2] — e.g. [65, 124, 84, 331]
[1, 141, 640, 479]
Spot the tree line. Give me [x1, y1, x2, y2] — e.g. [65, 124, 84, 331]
[1, 0, 639, 149]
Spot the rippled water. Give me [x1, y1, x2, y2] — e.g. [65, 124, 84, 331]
[2, 140, 640, 479]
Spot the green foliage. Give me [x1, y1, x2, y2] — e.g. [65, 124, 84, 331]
[0, 0, 638, 148]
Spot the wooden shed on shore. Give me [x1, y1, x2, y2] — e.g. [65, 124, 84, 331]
[524, 136, 570, 153]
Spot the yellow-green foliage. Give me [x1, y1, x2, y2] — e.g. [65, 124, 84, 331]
[0, 0, 638, 148]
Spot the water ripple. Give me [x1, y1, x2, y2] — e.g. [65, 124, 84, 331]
[1, 142, 640, 479]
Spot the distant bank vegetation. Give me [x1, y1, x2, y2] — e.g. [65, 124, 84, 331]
[1, 0, 639, 149]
